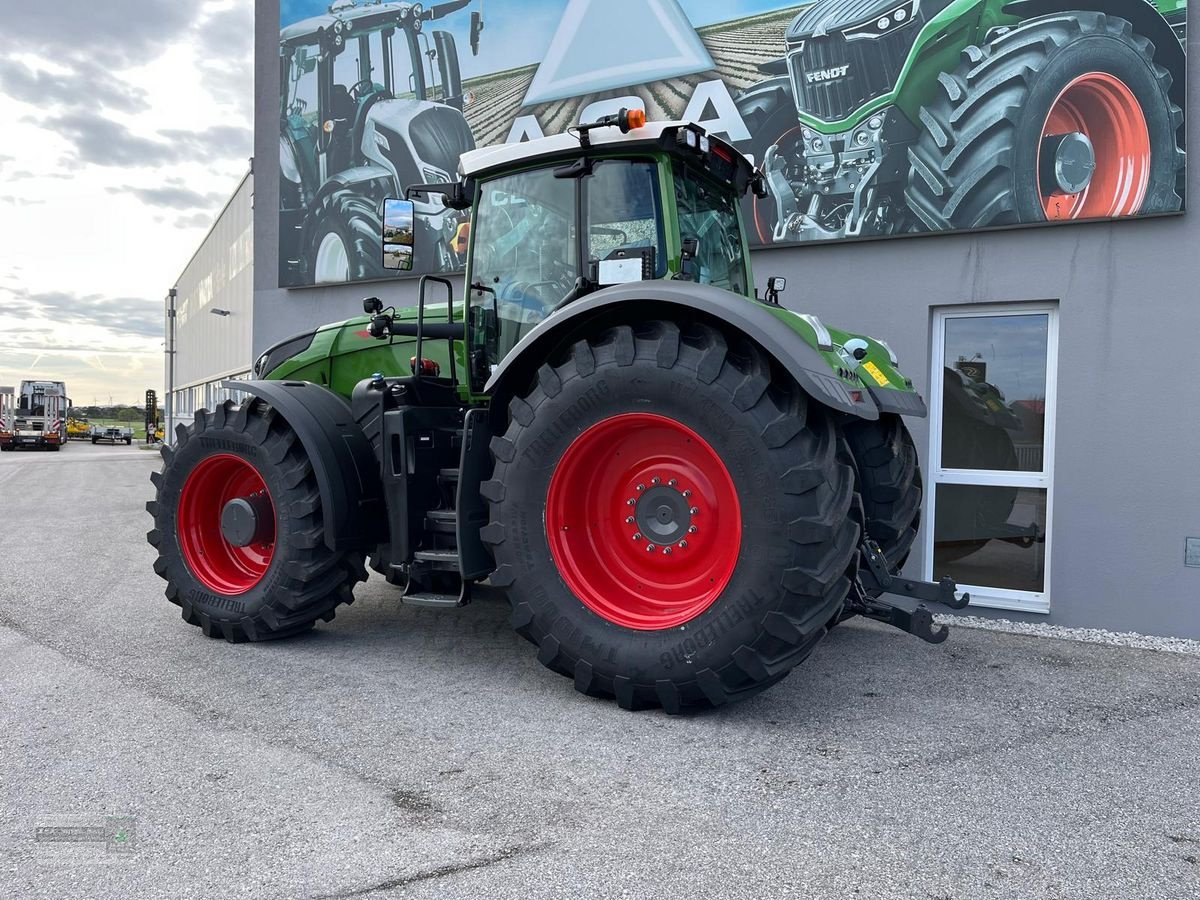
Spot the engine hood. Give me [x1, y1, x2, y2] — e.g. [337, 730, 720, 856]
[362, 99, 476, 185]
[787, 0, 930, 40]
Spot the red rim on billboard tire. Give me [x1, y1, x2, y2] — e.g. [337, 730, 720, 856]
[147, 398, 366, 642]
[177, 454, 276, 595]
[483, 320, 861, 712]
[906, 12, 1183, 231]
[545, 413, 742, 630]
[1038, 73, 1151, 220]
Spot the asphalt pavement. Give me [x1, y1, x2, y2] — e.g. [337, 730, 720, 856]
[1, 441, 1198, 899]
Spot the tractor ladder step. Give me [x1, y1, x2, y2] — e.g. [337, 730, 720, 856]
[402, 591, 467, 610]
[425, 508, 458, 534]
[412, 548, 461, 571]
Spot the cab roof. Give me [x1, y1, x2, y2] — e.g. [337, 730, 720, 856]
[281, 0, 457, 47]
[457, 120, 757, 194]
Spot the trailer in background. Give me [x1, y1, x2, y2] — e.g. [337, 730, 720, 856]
[91, 424, 133, 445]
[0, 381, 68, 451]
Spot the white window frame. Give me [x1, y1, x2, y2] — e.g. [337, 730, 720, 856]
[925, 302, 1060, 614]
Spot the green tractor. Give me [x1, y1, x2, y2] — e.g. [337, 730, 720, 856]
[736, 0, 1186, 241]
[148, 113, 966, 712]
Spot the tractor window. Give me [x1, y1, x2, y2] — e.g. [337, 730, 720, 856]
[586, 160, 666, 277]
[469, 168, 578, 365]
[674, 166, 748, 296]
[285, 45, 320, 129]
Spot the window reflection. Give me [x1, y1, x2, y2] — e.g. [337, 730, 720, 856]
[941, 315, 1048, 473]
[934, 485, 1047, 592]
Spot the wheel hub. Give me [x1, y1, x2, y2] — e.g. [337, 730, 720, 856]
[1040, 131, 1096, 195]
[633, 483, 694, 547]
[220, 492, 275, 548]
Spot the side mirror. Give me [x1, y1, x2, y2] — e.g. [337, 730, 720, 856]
[470, 11, 484, 56]
[382, 198, 415, 271]
[433, 31, 463, 107]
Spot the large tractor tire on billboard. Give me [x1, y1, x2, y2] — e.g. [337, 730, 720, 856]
[308, 189, 386, 285]
[482, 321, 862, 712]
[907, 12, 1184, 230]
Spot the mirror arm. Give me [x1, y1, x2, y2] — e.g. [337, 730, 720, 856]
[405, 178, 474, 211]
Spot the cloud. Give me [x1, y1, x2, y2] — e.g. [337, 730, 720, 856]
[3, 0, 200, 70]
[42, 110, 252, 168]
[4, 288, 162, 339]
[107, 180, 224, 210]
[0, 57, 150, 115]
[191, 4, 254, 115]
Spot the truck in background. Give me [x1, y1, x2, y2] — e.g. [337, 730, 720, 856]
[0, 381, 69, 451]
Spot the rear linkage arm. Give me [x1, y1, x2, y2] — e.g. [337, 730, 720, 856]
[850, 538, 970, 645]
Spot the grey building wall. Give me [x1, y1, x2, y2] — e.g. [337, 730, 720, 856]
[254, 0, 1199, 637]
[167, 171, 255, 436]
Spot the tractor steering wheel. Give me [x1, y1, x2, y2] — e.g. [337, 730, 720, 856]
[348, 79, 376, 102]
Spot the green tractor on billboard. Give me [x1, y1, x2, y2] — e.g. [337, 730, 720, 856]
[737, 0, 1186, 242]
[149, 113, 967, 712]
[279, 0, 485, 285]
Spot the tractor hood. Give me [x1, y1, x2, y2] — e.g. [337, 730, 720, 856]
[786, 0, 932, 40]
[361, 99, 476, 191]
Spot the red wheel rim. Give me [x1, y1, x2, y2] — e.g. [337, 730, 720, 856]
[1038, 72, 1150, 221]
[178, 454, 276, 595]
[545, 413, 742, 630]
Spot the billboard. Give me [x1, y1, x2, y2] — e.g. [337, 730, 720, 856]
[278, 0, 1188, 287]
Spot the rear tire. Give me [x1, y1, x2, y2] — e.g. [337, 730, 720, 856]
[483, 320, 861, 712]
[147, 398, 366, 642]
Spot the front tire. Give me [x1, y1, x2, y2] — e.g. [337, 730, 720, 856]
[483, 320, 861, 712]
[147, 398, 366, 641]
[907, 12, 1184, 229]
[845, 414, 923, 577]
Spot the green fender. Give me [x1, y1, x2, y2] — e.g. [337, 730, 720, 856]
[483, 282, 884, 420]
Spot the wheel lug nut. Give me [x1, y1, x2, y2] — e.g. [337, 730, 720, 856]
[625, 516, 635, 524]
[688, 525, 698, 534]
[682, 490, 691, 498]
[633, 532, 642, 541]
[663, 547, 672, 555]
[679, 540, 688, 549]
[651, 476, 661, 485]
[646, 544, 656, 552]
[627, 498, 636, 506]
[689, 507, 699, 515]
[668, 479, 678, 487]
[636, 483, 645, 492]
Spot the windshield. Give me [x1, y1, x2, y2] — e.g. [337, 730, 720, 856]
[674, 165, 748, 295]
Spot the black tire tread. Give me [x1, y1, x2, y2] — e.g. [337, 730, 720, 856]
[486, 319, 861, 712]
[146, 398, 365, 642]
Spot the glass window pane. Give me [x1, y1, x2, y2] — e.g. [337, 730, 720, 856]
[586, 160, 666, 277]
[933, 485, 1047, 592]
[941, 314, 1048, 472]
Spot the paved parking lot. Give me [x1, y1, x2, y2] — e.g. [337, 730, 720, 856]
[1, 442, 1198, 899]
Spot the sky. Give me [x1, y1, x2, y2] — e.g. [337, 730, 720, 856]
[0, 0, 253, 406]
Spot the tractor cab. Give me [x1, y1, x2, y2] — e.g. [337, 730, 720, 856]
[383, 115, 763, 391]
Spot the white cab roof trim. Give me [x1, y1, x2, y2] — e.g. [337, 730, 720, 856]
[458, 121, 688, 178]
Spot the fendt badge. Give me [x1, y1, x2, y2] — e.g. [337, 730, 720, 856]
[806, 65, 850, 83]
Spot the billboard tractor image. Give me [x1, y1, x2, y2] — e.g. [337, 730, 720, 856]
[279, 0, 1187, 287]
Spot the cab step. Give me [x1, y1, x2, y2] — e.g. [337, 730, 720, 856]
[402, 592, 467, 610]
[413, 548, 460, 570]
[425, 508, 458, 534]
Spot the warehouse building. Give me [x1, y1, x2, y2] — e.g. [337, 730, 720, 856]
[164, 171, 254, 438]
[157, 0, 1200, 639]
